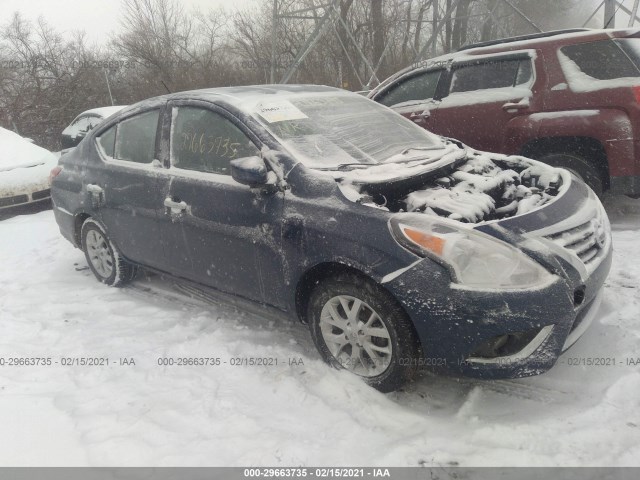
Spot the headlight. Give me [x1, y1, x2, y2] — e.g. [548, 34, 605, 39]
[390, 216, 553, 290]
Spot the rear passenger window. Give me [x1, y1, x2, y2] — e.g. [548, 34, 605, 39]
[114, 110, 160, 163]
[171, 107, 260, 175]
[377, 70, 442, 107]
[450, 59, 532, 93]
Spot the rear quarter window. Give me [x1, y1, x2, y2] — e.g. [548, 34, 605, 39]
[560, 39, 640, 80]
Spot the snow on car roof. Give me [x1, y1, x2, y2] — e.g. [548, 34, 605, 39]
[370, 28, 640, 97]
[74, 106, 127, 120]
[0, 127, 57, 172]
[173, 84, 344, 109]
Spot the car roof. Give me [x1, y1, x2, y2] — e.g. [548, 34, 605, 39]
[457, 27, 640, 56]
[369, 28, 640, 97]
[76, 106, 127, 119]
[170, 84, 344, 106]
[114, 84, 348, 119]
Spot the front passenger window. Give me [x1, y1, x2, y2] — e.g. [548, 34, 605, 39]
[171, 107, 260, 175]
[377, 70, 442, 107]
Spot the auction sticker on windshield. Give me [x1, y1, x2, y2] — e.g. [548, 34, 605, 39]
[256, 101, 308, 123]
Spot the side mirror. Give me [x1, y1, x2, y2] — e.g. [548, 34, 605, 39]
[231, 156, 269, 187]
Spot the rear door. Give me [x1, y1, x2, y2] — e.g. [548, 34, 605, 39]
[432, 55, 535, 152]
[91, 108, 168, 269]
[160, 101, 286, 307]
[373, 69, 445, 132]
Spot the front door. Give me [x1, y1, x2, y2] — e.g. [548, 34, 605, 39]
[161, 103, 286, 307]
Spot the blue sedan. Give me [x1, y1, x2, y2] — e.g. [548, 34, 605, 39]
[50, 85, 612, 392]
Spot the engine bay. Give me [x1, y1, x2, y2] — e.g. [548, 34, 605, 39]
[341, 150, 564, 224]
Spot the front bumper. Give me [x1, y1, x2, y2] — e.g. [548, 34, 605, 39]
[384, 241, 612, 379]
[0, 188, 51, 210]
[0, 160, 57, 210]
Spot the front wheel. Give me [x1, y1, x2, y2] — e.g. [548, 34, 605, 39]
[538, 153, 604, 196]
[307, 273, 422, 392]
[81, 218, 137, 286]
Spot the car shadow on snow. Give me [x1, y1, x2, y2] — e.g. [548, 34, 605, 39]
[119, 266, 629, 421]
[0, 199, 52, 222]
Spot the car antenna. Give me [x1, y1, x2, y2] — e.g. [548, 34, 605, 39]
[161, 80, 172, 94]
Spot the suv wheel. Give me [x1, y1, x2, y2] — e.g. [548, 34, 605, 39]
[538, 153, 604, 196]
[81, 218, 137, 286]
[307, 273, 421, 392]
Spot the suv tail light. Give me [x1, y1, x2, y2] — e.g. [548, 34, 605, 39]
[49, 165, 63, 185]
[632, 86, 640, 104]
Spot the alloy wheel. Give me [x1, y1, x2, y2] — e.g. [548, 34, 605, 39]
[319, 295, 393, 377]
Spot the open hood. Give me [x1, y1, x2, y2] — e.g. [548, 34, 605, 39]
[336, 147, 567, 224]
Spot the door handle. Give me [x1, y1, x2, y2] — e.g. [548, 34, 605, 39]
[410, 110, 431, 123]
[502, 101, 529, 112]
[86, 184, 104, 208]
[86, 184, 104, 194]
[164, 197, 188, 215]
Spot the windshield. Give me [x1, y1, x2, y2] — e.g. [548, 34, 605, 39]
[251, 93, 444, 169]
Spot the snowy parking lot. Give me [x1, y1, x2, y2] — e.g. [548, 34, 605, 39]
[0, 197, 639, 467]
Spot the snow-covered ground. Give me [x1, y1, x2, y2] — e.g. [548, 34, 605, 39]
[0, 197, 639, 467]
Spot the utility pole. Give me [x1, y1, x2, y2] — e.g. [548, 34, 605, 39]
[604, 0, 616, 28]
[104, 69, 114, 106]
[270, 0, 278, 84]
[629, 0, 640, 26]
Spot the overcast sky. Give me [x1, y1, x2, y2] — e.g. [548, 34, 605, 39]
[0, 0, 254, 45]
[0, 0, 633, 47]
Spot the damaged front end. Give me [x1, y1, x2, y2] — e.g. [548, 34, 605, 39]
[332, 145, 611, 378]
[340, 148, 566, 224]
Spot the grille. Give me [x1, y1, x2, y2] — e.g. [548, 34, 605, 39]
[32, 188, 51, 200]
[545, 216, 607, 267]
[0, 194, 29, 208]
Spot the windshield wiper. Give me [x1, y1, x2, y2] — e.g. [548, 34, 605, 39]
[399, 146, 445, 155]
[314, 163, 374, 171]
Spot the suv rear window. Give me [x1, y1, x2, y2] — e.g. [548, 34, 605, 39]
[450, 58, 532, 93]
[561, 39, 640, 80]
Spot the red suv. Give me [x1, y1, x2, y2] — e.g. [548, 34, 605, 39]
[369, 28, 640, 196]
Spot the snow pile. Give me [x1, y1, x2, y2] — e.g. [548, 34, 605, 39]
[0, 207, 639, 466]
[0, 127, 56, 171]
[439, 85, 532, 109]
[0, 128, 59, 197]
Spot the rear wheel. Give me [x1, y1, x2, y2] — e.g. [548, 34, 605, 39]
[81, 218, 137, 286]
[307, 273, 422, 392]
[538, 152, 604, 196]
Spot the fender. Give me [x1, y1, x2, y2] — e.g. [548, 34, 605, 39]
[503, 109, 635, 177]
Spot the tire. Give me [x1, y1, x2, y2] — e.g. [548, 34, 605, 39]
[307, 273, 422, 392]
[81, 218, 137, 287]
[538, 153, 604, 196]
